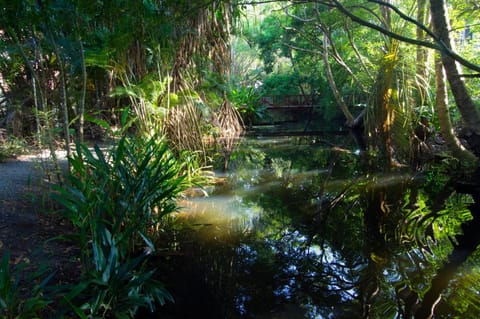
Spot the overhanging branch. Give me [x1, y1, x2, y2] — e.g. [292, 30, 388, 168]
[237, 0, 480, 75]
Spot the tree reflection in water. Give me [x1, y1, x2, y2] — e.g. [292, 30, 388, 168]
[155, 136, 480, 319]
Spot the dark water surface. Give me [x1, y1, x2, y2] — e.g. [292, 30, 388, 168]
[152, 134, 480, 319]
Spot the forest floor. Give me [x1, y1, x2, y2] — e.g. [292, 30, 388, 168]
[0, 152, 215, 318]
[0, 153, 80, 288]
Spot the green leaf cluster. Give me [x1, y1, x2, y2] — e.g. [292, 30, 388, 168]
[228, 86, 267, 125]
[51, 134, 187, 317]
[0, 251, 53, 319]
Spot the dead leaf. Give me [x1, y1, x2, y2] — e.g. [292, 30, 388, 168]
[14, 255, 23, 265]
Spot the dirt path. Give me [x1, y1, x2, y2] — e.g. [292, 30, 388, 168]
[0, 154, 78, 281]
[0, 156, 45, 261]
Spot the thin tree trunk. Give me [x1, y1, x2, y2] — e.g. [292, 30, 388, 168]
[323, 32, 355, 126]
[31, 76, 41, 139]
[434, 54, 477, 163]
[344, 26, 374, 82]
[9, 29, 62, 180]
[46, 27, 71, 165]
[324, 28, 368, 93]
[56, 46, 72, 162]
[7, 29, 45, 105]
[415, 0, 429, 103]
[430, 0, 480, 136]
[79, 40, 87, 143]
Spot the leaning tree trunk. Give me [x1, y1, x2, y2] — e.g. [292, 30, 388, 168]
[430, 0, 480, 156]
[323, 32, 354, 126]
[45, 24, 71, 166]
[434, 54, 477, 163]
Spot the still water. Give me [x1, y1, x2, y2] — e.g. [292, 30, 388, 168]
[155, 134, 480, 319]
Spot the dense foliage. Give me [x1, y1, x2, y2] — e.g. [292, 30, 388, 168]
[0, 0, 243, 164]
[234, 0, 480, 166]
[2, 0, 480, 317]
[52, 134, 186, 317]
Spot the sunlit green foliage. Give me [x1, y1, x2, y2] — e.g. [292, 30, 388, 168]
[443, 249, 480, 317]
[0, 136, 28, 161]
[228, 85, 267, 125]
[52, 134, 187, 317]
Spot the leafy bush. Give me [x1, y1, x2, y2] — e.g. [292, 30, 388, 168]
[0, 136, 29, 161]
[52, 134, 187, 317]
[228, 86, 267, 125]
[61, 233, 173, 319]
[0, 251, 53, 319]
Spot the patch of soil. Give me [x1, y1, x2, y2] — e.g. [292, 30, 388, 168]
[0, 155, 80, 290]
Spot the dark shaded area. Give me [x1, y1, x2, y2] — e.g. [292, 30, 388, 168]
[414, 169, 480, 318]
[460, 129, 480, 156]
[140, 255, 225, 319]
[2, 136, 480, 318]
[0, 157, 80, 302]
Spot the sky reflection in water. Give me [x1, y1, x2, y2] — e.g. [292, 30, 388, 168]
[169, 135, 480, 318]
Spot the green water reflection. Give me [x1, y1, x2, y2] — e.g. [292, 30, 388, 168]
[157, 135, 480, 319]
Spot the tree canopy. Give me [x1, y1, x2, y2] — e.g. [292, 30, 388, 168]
[2, 0, 480, 166]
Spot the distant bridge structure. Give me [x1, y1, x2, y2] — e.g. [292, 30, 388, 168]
[260, 94, 321, 109]
[255, 94, 323, 128]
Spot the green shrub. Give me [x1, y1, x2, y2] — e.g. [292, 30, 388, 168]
[52, 134, 186, 317]
[60, 233, 173, 319]
[0, 251, 53, 319]
[0, 136, 29, 161]
[228, 86, 267, 125]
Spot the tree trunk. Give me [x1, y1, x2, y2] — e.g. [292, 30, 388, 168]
[78, 40, 87, 143]
[434, 54, 478, 163]
[9, 28, 63, 180]
[52, 39, 72, 162]
[322, 32, 355, 126]
[415, 0, 429, 103]
[430, 0, 480, 139]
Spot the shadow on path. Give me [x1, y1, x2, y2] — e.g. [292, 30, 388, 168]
[0, 154, 78, 283]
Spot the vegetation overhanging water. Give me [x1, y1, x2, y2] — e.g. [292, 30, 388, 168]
[152, 133, 480, 319]
[2, 1, 480, 317]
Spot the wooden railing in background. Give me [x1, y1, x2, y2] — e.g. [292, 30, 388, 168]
[260, 95, 321, 109]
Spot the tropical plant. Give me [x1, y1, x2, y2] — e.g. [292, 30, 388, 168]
[60, 234, 172, 319]
[228, 86, 267, 125]
[0, 251, 53, 319]
[109, 75, 170, 135]
[53, 133, 187, 264]
[51, 133, 188, 317]
[1, 0, 241, 162]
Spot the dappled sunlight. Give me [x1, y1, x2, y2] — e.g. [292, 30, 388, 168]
[177, 195, 262, 227]
[160, 134, 480, 318]
[3, 1, 480, 317]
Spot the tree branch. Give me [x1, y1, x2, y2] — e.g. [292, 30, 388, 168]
[238, 0, 480, 74]
[335, 0, 480, 74]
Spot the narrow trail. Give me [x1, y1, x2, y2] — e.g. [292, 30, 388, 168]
[0, 156, 41, 200]
[0, 156, 45, 261]
[0, 153, 76, 279]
